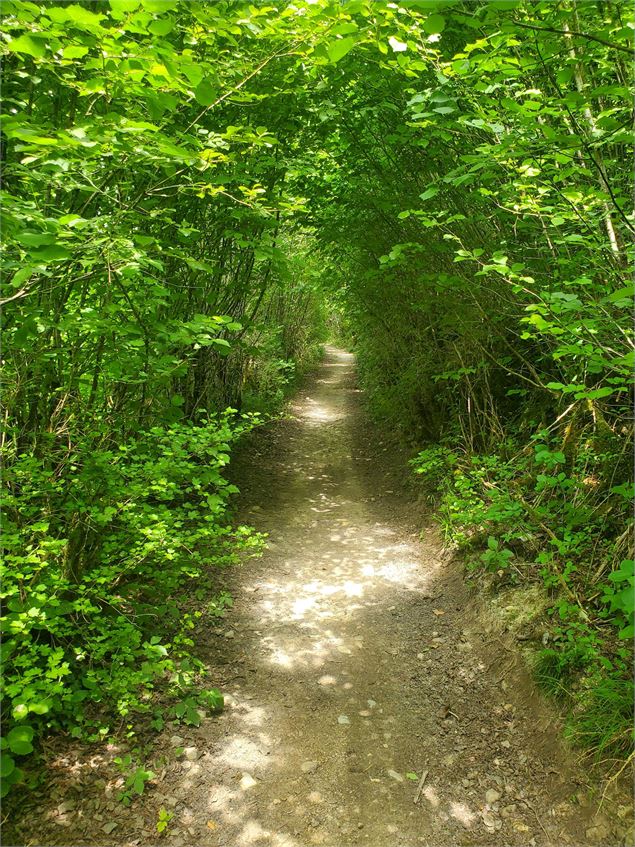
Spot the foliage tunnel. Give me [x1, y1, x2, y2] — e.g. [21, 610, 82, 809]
[0, 0, 633, 794]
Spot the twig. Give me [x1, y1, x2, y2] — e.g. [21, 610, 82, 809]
[0, 286, 37, 305]
[511, 21, 631, 55]
[183, 46, 300, 134]
[599, 749, 634, 810]
[414, 769, 429, 804]
[521, 798, 550, 839]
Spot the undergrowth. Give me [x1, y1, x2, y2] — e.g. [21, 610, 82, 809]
[410, 435, 634, 764]
[0, 413, 263, 796]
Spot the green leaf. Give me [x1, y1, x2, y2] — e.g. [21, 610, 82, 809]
[31, 245, 72, 262]
[610, 484, 634, 500]
[419, 187, 439, 202]
[16, 232, 55, 248]
[327, 37, 356, 64]
[0, 754, 15, 779]
[0, 766, 23, 797]
[609, 560, 634, 583]
[423, 14, 446, 34]
[149, 17, 175, 36]
[199, 688, 224, 712]
[132, 768, 154, 793]
[7, 35, 47, 58]
[194, 80, 217, 107]
[47, 5, 105, 29]
[142, 0, 178, 11]
[110, 0, 141, 13]
[574, 387, 615, 400]
[12, 704, 29, 720]
[62, 45, 90, 59]
[603, 285, 634, 304]
[7, 726, 35, 756]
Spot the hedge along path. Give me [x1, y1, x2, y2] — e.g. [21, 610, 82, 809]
[147, 347, 603, 847]
[10, 349, 612, 846]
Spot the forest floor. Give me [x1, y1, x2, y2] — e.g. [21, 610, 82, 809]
[6, 347, 631, 847]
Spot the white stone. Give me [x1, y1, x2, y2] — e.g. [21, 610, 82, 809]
[240, 772, 258, 790]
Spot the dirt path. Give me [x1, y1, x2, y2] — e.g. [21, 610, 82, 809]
[157, 347, 605, 847]
[8, 347, 624, 847]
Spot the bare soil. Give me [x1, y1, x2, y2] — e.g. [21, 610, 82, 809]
[5, 347, 631, 847]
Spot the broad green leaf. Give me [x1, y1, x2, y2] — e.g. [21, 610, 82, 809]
[7, 35, 47, 57]
[62, 45, 90, 59]
[11, 704, 29, 720]
[149, 17, 175, 35]
[0, 754, 15, 779]
[327, 37, 356, 64]
[603, 286, 634, 304]
[423, 14, 446, 34]
[110, 0, 141, 13]
[47, 5, 106, 29]
[7, 726, 35, 756]
[194, 80, 217, 107]
[574, 387, 615, 400]
[142, 0, 178, 12]
[30, 245, 72, 262]
[0, 767, 23, 797]
[16, 232, 55, 248]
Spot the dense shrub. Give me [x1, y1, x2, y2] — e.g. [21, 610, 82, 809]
[1, 414, 261, 795]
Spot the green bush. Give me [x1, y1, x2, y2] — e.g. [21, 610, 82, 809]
[0, 413, 261, 795]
